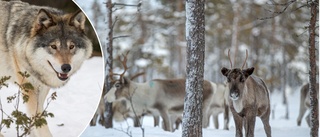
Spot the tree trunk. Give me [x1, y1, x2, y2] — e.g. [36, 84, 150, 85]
[231, 2, 240, 66]
[308, 1, 318, 137]
[182, 0, 205, 137]
[104, 0, 113, 128]
[282, 46, 289, 119]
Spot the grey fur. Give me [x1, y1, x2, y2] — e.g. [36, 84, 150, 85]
[0, 1, 92, 136]
[297, 83, 319, 127]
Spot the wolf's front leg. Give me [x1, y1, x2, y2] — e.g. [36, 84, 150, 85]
[25, 85, 52, 137]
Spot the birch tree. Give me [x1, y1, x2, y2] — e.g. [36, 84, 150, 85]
[103, 0, 114, 128]
[182, 0, 205, 136]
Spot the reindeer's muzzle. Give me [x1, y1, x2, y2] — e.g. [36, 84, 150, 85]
[229, 90, 240, 100]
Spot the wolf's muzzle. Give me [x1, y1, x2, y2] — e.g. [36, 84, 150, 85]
[47, 61, 70, 81]
[61, 64, 71, 73]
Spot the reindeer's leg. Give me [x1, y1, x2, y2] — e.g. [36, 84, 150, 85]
[223, 105, 230, 130]
[305, 111, 311, 127]
[90, 113, 98, 126]
[231, 108, 243, 137]
[297, 102, 307, 126]
[99, 110, 105, 125]
[202, 100, 211, 128]
[203, 111, 210, 128]
[297, 85, 308, 126]
[213, 113, 219, 129]
[159, 108, 172, 132]
[245, 107, 256, 137]
[175, 116, 182, 130]
[133, 116, 141, 127]
[25, 85, 52, 137]
[261, 107, 271, 137]
[153, 115, 160, 127]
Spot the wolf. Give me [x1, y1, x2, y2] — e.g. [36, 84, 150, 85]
[0, 1, 92, 136]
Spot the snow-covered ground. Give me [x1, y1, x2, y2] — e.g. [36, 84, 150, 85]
[0, 57, 104, 137]
[81, 89, 316, 137]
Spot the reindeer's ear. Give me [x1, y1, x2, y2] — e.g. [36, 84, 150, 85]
[221, 67, 230, 76]
[69, 10, 86, 33]
[31, 9, 55, 36]
[243, 67, 254, 77]
[121, 77, 130, 85]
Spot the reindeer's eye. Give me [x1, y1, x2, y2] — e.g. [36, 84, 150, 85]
[115, 83, 121, 88]
[227, 78, 231, 82]
[240, 76, 245, 82]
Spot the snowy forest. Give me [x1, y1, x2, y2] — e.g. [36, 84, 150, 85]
[75, 0, 319, 137]
[77, 0, 317, 90]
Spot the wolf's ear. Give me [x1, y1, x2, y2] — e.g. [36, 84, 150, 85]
[69, 10, 86, 33]
[31, 9, 55, 36]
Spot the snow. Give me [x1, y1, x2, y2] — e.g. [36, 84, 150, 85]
[0, 57, 103, 137]
[135, 58, 151, 68]
[81, 88, 318, 137]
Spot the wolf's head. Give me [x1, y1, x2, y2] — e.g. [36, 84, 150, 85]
[25, 9, 93, 88]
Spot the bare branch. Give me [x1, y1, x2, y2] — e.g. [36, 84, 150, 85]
[259, 0, 299, 20]
[113, 3, 141, 7]
[113, 35, 131, 40]
[111, 16, 119, 32]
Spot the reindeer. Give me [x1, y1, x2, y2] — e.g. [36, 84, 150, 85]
[104, 52, 214, 132]
[90, 95, 105, 126]
[205, 82, 230, 130]
[297, 83, 319, 127]
[112, 98, 161, 127]
[221, 49, 271, 137]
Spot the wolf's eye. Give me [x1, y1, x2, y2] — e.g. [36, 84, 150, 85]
[51, 45, 57, 49]
[69, 45, 75, 50]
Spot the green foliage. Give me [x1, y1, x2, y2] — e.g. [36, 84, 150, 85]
[0, 76, 11, 89]
[0, 71, 56, 137]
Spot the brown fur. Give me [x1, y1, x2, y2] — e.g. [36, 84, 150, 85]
[221, 67, 271, 137]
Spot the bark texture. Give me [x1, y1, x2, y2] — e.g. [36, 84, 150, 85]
[182, 0, 205, 137]
[308, 1, 319, 137]
[104, 0, 113, 128]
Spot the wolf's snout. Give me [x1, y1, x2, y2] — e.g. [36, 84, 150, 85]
[61, 64, 71, 73]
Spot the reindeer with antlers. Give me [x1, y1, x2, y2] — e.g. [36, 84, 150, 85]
[105, 52, 215, 132]
[221, 49, 271, 137]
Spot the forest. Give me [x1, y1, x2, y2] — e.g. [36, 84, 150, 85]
[76, 0, 318, 137]
[80, 0, 316, 90]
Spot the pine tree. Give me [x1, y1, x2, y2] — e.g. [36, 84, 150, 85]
[308, 1, 318, 137]
[182, 0, 205, 136]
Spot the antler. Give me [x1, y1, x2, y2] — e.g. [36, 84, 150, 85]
[108, 69, 117, 84]
[130, 72, 145, 80]
[228, 49, 233, 68]
[108, 51, 130, 83]
[118, 51, 130, 81]
[241, 49, 248, 69]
